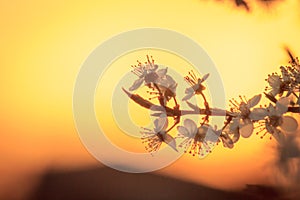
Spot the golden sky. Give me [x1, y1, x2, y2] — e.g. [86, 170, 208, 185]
[1, 0, 300, 199]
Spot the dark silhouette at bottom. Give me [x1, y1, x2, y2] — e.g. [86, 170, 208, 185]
[29, 166, 282, 200]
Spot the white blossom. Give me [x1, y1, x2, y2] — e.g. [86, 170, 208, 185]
[129, 56, 167, 91]
[230, 94, 266, 138]
[182, 71, 209, 101]
[256, 97, 298, 144]
[153, 74, 178, 103]
[177, 119, 217, 157]
[221, 123, 240, 148]
[141, 114, 177, 153]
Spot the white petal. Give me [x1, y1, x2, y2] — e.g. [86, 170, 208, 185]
[153, 118, 160, 132]
[184, 119, 198, 135]
[163, 134, 178, 152]
[277, 97, 289, 107]
[186, 101, 199, 111]
[144, 72, 159, 84]
[151, 64, 158, 71]
[169, 83, 177, 94]
[185, 87, 194, 94]
[230, 118, 240, 131]
[151, 112, 163, 117]
[150, 105, 165, 112]
[276, 97, 289, 115]
[247, 94, 261, 108]
[239, 120, 254, 138]
[156, 67, 168, 77]
[267, 103, 277, 116]
[150, 106, 167, 118]
[155, 77, 167, 87]
[154, 117, 168, 133]
[182, 92, 194, 101]
[129, 78, 144, 91]
[177, 126, 190, 137]
[166, 75, 176, 85]
[268, 75, 281, 88]
[224, 123, 240, 143]
[249, 108, 268, 120]
[221, 135, 234, 149]
[200, 73, 210, 82]
[231, 130, 240, 143]
[205, 128, 219, 142]
[281, 116, 298, 132]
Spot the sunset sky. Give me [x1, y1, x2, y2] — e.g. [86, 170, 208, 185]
[1, 0, 300, 199]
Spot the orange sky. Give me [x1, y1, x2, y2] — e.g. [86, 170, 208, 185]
[1, 0, 300, 199]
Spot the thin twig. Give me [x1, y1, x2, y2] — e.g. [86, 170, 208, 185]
[123, 88, 237, 117]
[123, 88, 300, 119]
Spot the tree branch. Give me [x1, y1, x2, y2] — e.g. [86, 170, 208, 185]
[123, 88, 236, 117]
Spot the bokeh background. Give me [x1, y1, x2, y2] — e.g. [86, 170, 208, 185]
[1, 0, 300, 199]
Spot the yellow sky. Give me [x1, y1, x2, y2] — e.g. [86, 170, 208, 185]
[1, 0, 300, 199]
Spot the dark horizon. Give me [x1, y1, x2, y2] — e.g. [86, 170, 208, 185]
[30, 166, 282, 200]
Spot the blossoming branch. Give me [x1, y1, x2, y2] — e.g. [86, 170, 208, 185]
[123, 55, 300, 157]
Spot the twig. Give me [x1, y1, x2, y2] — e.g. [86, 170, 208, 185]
[123, 88, 300, 118]
[123, 88, 237, 117]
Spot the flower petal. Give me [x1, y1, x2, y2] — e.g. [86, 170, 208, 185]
[151, 64, 158, 71]
[276, 97, 289, 115]
[144, 72, 159, 84]
[186, 101, 199, 111]
[268, 104, 277, 116]
[155, 77, 168, 88]
[156, 67, 168, 77]
[182, 92, 194, 101]
[230, 118, 240, 131]
[200, 73, 210, 83]
[205, 128, 219, 142]
[249, 108, 268, 120]
[281, 116, 298, 132]
[247, 94, 261, 108]
[163, 134, 178, 152]
[231, 130, 240, 143]
[129, 78, 144, 91]
[185, 87, 194, 94]
[184, 119, 198, 135]
[224, 123, 240, 143]
[154, 117, 168, 133]
[151, 112, 164, 117]
[268, 74, 281, 88]
[150, 105, 165, 112]
[177, 126, 190, 137]
[221, 134, 234, 149]
[166, 75, 176, 85]
[239, 120, 254, 138]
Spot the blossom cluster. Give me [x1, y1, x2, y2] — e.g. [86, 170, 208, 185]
[125, 55, 300, 158]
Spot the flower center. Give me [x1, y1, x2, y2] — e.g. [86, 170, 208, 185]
[239, 102, 250, 118]
[144, 72, 159, 83]
[268, 115, 283, 128]
[194, 84, 206, 94]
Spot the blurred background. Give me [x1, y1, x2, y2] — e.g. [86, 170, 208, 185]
[1, 0, 300, 199]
